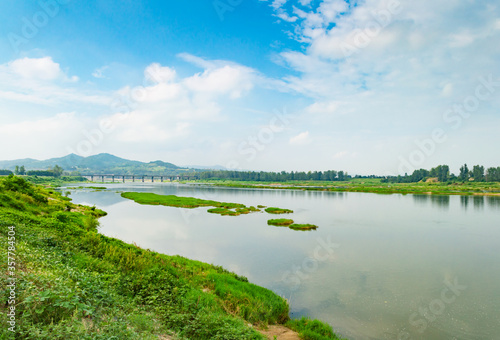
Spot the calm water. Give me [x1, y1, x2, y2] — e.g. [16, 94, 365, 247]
[65, 183, 500, 340]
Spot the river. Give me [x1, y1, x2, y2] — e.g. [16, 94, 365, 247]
[64, 182, 500, 340]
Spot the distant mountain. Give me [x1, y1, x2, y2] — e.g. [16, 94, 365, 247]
[0, 153, 185, 175]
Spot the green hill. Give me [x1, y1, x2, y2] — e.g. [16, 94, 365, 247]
[0, 153, 182, 175]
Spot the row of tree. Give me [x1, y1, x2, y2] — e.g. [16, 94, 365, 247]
[384, 164, 500, 183]
[13, 165, 64, 177]
[198, 170, 351, 182]
[4, 163, 500, 183]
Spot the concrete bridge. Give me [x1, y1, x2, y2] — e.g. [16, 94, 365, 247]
[82, 174, 200, 183]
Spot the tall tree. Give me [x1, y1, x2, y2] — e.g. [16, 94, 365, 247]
[459, 163, 469, 181]
[19, 165, 26, 175]
[51, 165, 64, 177]
[338, 171, 345, 181]
[486, 167, 500, 182]
[472, 165, 485, 182]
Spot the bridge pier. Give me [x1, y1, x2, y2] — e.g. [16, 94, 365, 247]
[132, 176, 135, 182]
[122, 175, 125, 183]
[101, 175, 104, 183]
[142, 176, 144, 183]
[161, 176, 163, 182]
[112, 175, 114, 183]
[151, 176, 154, 183]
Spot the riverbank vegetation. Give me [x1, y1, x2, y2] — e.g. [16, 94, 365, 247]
[120, 192, 262, 217]
[183, 178, 500, 196]
[267, 219, 294, 226]
[265, 207, 294, 214]
[289, 224, 319, 231]
[267, 219, 318, 231]
[22, 175, 88, 187]
[0, 176, 344, 339]
[67, 186, 107, 190]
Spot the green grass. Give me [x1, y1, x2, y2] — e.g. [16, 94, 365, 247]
[1, 175, 305, 339]
[23, 175, 89, 187]
[287, 317, 347, 340]
[289, 224, 318, 231]
[67, 186, 107, 190]
[267, 219, 294, 226]
[265, 207, 294, 214]
[183, 178, 500, 196]
[120, 192, 262, 216]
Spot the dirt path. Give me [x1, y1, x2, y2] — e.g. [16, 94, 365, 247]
[258, 325, 301, 340]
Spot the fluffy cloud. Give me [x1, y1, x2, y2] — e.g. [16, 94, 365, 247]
[8, 56, 67, 81]
[0, 54, 261, 162]
[289, 131, 310, 145]
[102, 55, 258, 146]
[0, 57, 107, 106]
[257, 0, 500, 173]
[0, 112, 87, 159]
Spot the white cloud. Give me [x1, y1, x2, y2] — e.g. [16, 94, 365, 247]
[441, 83, 453, 97]
[289, 131, 310, 145]
[183, 65, 255, 99]
[102, 56, 258, 146]
[0, 57, 107, 106]
[305, 101, 340, 114]
[0, 112, 87, 160]
[0, 54, 262, 162]
[145, 63, 176, 84]
[448, 32, 476, 48]
[177, 53, 214, 69]
[8, 57, 65, 81]
[92, 65, 109, 79]
[272, 0, 288, 10]
[0, 112, 78, 135]
[276, 12, 298, 22]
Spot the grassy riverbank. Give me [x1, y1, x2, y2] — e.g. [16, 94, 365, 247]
[0, 176, 344, 339]
[121, 192, 262, 216]
[267, 219, 294, 226]
[289, 224, 319, 231]
[265, 207, 294, 214]
[182, 178, 500, 196]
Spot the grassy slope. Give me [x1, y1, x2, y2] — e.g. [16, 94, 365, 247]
[182, 178, 500, 196]
[0, 176, 343, 340]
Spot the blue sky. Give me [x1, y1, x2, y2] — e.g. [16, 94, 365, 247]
[0, 0, 499, 175]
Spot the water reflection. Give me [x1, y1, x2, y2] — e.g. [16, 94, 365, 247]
[429, 195, 450, 209]
[413, 194, 450, 209]
[487, 196, 500, 209]
[413, 194, 430, 205]
[461, 195, 469, 209]
[473, 196, 485, 210]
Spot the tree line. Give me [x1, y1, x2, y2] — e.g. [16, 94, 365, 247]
[11, 165, 64, 177]
[198, 169, 351, 182]
[3, 163, 500, 183]
[383, 164, 500, 183]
